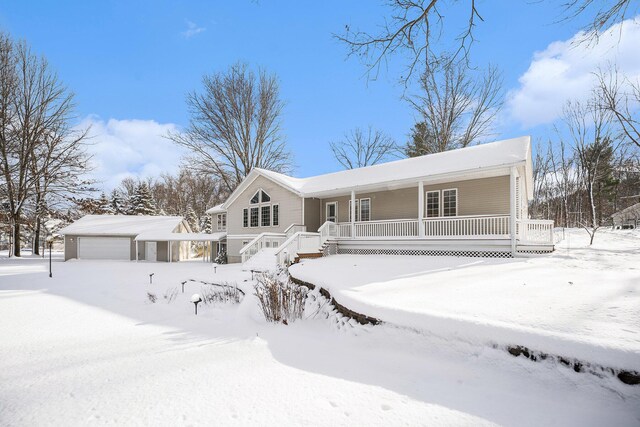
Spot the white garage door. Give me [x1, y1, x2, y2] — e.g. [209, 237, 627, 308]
[78, 237, 131, 260]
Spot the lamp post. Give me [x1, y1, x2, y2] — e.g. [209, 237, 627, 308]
[46, 235, 53, 278]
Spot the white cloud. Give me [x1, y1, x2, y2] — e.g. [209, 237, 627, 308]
[79, 116, 186, 192]
[507, 17, 640, 128]
[182, 20, 206, 38]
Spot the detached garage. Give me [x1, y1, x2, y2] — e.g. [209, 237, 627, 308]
[58, 215, 191, 262]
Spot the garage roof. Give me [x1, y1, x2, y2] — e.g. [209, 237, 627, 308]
[58, 215, 186, 236]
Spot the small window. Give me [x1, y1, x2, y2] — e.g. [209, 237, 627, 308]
[243, 208, 248, 228]
[360, 198, 371, 222]
[426, 191, 440, 218]
[272, 204, 279, 226]
[221, 213, 226, 227]
[250, 191, 260, 204]
[261, 205, 271, 227]
[250, 207, 259, 227]
[443, 189, 457, 217]
[261, 190, 271, 202]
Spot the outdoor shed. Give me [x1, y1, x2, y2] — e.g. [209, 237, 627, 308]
[58, 215, 191, 261]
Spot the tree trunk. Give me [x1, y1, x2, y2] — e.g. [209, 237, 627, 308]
[588, 181, 597, 228]
[32, 217, 40, 256]
[12, 219, 20, 257]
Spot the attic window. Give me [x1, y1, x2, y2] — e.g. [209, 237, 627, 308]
[250, 190, 271, 204]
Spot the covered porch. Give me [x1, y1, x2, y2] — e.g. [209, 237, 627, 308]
[134, 232, 226, 262]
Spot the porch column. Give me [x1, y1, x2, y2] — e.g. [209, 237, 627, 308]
[135, 241, 139, 262]
[169, 241, 172, 263]
[418, 181, 425, 237]
[350, 190, 356, 238]
[510, 166, 517, 256]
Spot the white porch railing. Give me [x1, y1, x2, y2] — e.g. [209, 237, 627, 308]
[354, 219, 419, 238]
[239, 232, 287, 263]
[275, 232, 323, 266]
[284, 224, 306, 238]
[516, 219, 554, 244]
[423, 215, 510, 239]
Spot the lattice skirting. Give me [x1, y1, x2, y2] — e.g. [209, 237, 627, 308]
[336, 247, 513, 258]
[322, 242, 338, 257]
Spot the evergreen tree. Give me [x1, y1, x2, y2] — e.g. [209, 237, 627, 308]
[200, 214, 212, 233]
[405, 122, 437, 157]
[129, 183, 157, 215]
[110, 190, 125, 214]
[186, 207, 200, 232]
[97, 193, 113, 214]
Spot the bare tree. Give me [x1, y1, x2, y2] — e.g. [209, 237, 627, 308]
[595, 66, 640, 149]
[560, 0, 638, 43]
[337, 0, 483, 85]
[330, 126, 400, 169]
[0, 33, 89, 256]
[407, 57, 503, 153]
[168, 62, 291, 194]
[563, 97, 622, 243]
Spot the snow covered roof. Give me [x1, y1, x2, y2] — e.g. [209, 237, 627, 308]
[257, 137, 531, 196]
[58, 215, 186, 236]
[205, 204, 226, 214]
[135, 232, 227, 241]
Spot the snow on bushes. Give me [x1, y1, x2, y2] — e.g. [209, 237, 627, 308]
[200, 282, 242, 305]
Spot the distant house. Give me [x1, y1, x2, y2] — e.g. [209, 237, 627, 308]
[611, 202, 640, 229]
[207, 136, 555, 265]
[58, 215, 225, 262]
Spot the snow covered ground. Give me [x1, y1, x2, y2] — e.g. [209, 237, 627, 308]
[290, 229, 640, 371]
[1, 238, 639, 426]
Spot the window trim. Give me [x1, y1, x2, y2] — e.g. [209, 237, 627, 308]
[425, 190, 440, 218]
[348, 198, 372, 222]
[260, 204, 271, 227]
[242, 208, 248, 228]
[442, 188, 458, 217]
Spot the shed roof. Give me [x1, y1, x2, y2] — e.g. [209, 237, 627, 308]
[58, 215, 185, 236]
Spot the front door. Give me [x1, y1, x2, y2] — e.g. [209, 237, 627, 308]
[145, 242, 157, 262]
[326, 202, 337, 223]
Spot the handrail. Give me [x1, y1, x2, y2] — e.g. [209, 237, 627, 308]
[284, 223, 305, 234]
[275, 231, 322, 266]
[274, 232, 321, 256]
[238, 232, 286, 255]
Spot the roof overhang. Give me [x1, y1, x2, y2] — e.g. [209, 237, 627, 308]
[135, 232, 227, 242]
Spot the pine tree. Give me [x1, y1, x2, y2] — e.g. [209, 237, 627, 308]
[129, 183, 157, 216]
[186, 207, 200, 232]
[201, 215, 212, 233]
[405, 121, 438, 157]
[110, 190, 125, 214]
[97, 193, 113, 214]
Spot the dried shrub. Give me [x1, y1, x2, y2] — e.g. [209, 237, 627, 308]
[254, 271, 307, 324]
[163, 287, 178, 303]
[201, 282, 242, 305]
[146, 292, 157, 303]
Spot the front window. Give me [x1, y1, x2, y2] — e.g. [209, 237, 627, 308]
[217, 213, 227, 231]
[261, 205, 271, 227]
[443, 189, 457, 217]
[250, 207, 259, 227]
[245, 189, 276, 227]
[360, 198, 371, 222]
[426, 191, 440, 218]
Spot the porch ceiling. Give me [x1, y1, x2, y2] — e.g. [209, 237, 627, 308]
[303, 165, 515, 199]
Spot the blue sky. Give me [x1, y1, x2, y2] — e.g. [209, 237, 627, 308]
[1, 1, 639, 190]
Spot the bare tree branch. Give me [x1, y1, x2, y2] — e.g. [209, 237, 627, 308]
[330, 126, 400, 169]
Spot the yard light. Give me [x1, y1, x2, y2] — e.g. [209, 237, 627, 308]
[191, 293, 202, 315]
[214, 266, 217, 274]
[46, 235, 53, 278]
[149, 273, 154, 284]
[181, 280, 187, 293]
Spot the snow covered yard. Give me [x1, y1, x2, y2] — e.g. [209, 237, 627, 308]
[290, 229, 640, 372]
[1, 246, 639, 426]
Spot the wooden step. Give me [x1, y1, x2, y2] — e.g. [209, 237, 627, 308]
[293, 252, 323, 264]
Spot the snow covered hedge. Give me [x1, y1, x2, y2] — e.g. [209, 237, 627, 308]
[254, 271, 307, 324]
